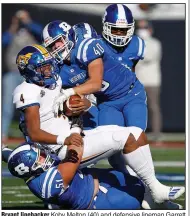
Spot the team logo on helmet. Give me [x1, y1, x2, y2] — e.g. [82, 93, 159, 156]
[17, 53, 33, 69]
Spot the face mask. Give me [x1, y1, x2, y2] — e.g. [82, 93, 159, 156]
[136, 29, 151, 39]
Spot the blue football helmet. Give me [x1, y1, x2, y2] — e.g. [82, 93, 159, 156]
[16, 44, 59, 87]
[72, 22, 98, 41]
[8, 143, 61, 179]
[43, 20, 74, 63]
[102, 4, 135, 47]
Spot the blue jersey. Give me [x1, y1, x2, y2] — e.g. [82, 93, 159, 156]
[101, 35, 145, 69]
[27, 167, 94, 209]
[27, 166, 144, 210]
[70, 36, 139, 101]
[60, 64, 88, 88]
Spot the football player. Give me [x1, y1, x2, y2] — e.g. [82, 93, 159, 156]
[13, 44, 184, 205]
[102, 4, 144, 71]
[43, 21, 99, 130]
[7, 142, 145, 210]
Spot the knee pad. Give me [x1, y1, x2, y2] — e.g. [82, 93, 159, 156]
[112, 128, 130, 148]
[128, 126, 143, 140]
[112, 127, 143, 147]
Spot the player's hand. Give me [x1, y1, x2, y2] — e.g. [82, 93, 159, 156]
[53, 89, 75, 117]
[53, 94, 68, 117]
[64, 133, 83, 147]
[70, 97, 92, 114]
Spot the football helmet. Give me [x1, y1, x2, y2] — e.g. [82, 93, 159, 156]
[73, 22, 98, 41]
[8, 143, 60, 179]
[102, 4, 135, 47]
[43, 20, 74, 63]
[16, 44, 59, 87]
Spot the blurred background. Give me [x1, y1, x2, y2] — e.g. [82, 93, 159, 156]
[1, 3, 186, 209]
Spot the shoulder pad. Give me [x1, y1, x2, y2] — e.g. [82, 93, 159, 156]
[76, 38, 104, 65]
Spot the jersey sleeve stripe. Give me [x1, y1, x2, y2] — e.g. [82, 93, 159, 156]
[77, 38, 90, 60]
[137, 37, 143, 57]
[47, 169, 58, 198]
[82, 38, 96, 62]
[42, 167, 54, 198]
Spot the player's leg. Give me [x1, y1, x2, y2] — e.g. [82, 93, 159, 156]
[56, 124, 185, 204]
[98, 104, 128, 172]
[98, 104, 125, 126]
[122, 91, 153, 175]
[79, 125, 126, 168]
[87, 168, 144, 210]
[113, 126, 185, 203]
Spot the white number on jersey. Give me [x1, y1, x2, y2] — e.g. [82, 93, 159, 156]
[15, 163, 29, 175]
[55, 179, 64, 188]
[93, 43, 104, 55]
[101, 80, 110, 92]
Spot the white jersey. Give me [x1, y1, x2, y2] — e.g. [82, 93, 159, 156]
[13, 77, 71, 151]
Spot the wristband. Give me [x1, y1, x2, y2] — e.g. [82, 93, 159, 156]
[70, 126, 82, 134]
[62, 88, 75, 98]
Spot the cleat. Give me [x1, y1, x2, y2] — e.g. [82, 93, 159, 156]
[168, 187, 185, 201]
[151, 183, 185, 204]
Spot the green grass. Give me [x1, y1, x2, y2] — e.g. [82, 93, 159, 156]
[150, 148, 185, 161]
[2, 144, 186, 210]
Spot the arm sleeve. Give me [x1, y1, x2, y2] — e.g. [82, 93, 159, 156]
[76, 38, 104, 67]
[42, 167, 65, 198]
[13, 84, 40, 110]
[27, 167, 65, 199]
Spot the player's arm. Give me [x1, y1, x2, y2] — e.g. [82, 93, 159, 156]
[73, 58, 103, 95]
[63, 39, 104, 97]
[24, 106, 83, 147]
[58, 143, 84, 187]
[24, 106, 58, 144]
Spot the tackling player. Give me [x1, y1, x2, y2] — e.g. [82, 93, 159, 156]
[7, 142, 145, 210]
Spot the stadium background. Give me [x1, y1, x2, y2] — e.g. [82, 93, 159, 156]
[1, 3, 186, 209]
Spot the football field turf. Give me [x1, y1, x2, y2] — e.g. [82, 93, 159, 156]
[2, 143, 186, 210]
